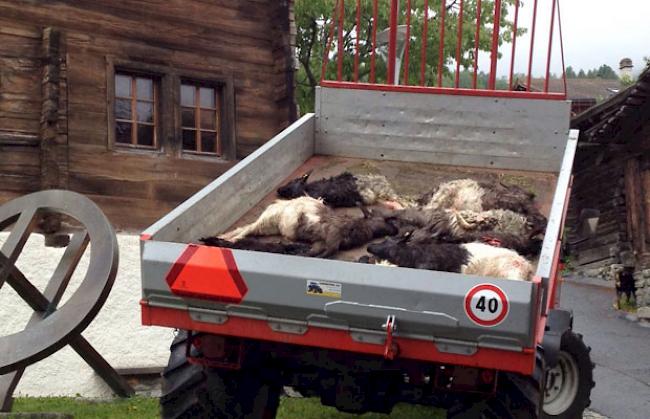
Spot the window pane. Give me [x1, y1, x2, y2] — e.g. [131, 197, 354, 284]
[115, 99, 132, 120]
[200, 109, 216, 130]
[181, 108, 195, 128]
[116, 122, 132, 144]
[200, 87, 216, 108]
[182, 129, 197, 151]
[115, 74, 131, 97]
[181, 84, 195, 107]
[137, 125, 154, 147]
[137, 101, 154, 123]
[136, 77, 153, 100]
[201, 131, 217, 154]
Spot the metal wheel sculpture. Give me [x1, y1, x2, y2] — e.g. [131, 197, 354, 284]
[0, 190, 133, 411]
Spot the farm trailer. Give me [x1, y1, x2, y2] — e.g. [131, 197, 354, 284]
[140, 84, 592, 418]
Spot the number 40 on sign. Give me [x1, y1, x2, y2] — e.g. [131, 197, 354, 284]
[464, 284, 510, 327]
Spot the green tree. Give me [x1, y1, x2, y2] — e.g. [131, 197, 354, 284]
[596, 64, 618, 80]
[295, 0, 523, 113]
[565, 66, 576, 78]
[577, 69, 586, 78]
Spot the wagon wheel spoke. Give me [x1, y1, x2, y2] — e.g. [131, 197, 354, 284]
[42, 231, 90, 314]
[0, 207, 40, 289]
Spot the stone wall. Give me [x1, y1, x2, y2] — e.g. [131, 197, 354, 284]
[634, 269, 650, 307]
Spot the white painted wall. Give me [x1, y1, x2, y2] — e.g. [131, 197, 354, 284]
[0, 233, 172, 397]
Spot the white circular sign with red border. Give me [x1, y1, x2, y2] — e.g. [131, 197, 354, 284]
[464, 284, 510, 327]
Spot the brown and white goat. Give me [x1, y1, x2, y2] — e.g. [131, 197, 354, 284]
[420, 178, 545, 225]
[220, 197, 398, 257]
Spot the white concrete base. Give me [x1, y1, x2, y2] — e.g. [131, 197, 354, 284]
[0, 233, 171, 398]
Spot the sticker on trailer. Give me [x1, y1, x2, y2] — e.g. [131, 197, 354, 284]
[464, 284, 510, 327]
[306, 280, 341, 298]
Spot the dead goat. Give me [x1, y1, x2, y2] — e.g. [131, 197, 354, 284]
[199, 236, 311, 256]
[420, 178, 545, 223]
[367, 235, 533, 281]
[357, 255, 398, 267]
[220, 197, 397, 257]
[375, 207, 544, 255]
[277, 171, 408, 209]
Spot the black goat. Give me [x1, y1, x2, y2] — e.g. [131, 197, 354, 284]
[277, 171, 405, 208]
[367, 234, 470, 272]
[199, 237, 311, 256]
[278, 171, 363, 207]
[368, 234, 534, 280]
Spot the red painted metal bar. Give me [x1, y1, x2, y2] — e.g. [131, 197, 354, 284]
[337, 0, 345, 81]
[403, 0, 412, 85]
[455, 0, 465, 88]
[437, 0, 447, 87]
[371, 0, 378, 83]
[387, 0, 400, 84]
[557, 0, 568, 96]
[320, 80, 568, 100]
[508, 0, 521, 89]
[420, 0, 430, 86]
[488, 0, 502, 90]
[354, 0, 361, 82]
[321, 0, 340, 82]
[472, 0, 482, 89]
[143, 303, 537, 376]
[527, 0, 539, 90]
[544, 0, 558, 93]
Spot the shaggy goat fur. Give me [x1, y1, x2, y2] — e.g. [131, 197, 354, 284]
[277, 171, 409, 208]
[460, 242, 534, 281]
[376, 206, 544, 255]
[420, 178, 546, 224]
[220, 197, 397, 257]
[368, 236, 533, 281]
[199, 236, 311, 256]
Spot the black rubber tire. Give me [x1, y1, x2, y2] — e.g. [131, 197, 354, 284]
[160, 331, 281, 419]
[447, 355, 544, 419]
[541, 331, 595, 419]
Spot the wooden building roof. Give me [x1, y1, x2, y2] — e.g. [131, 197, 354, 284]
[572, 67, 650, 144]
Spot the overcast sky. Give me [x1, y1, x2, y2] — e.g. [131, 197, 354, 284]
[493, 0, 649, 77]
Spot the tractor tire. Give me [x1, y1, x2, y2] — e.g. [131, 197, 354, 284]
[447, 355, 544, 419]
[160, 331, 281, 419]
[542, 331, 595, 419]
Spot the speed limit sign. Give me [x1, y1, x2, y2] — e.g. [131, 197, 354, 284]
[464, 284, 510, 327]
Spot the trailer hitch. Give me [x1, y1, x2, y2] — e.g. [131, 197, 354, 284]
[382, 315, 399, 360]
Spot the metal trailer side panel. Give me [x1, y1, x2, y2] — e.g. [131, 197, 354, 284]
[142, 114, 315, 243]
[536, 129, 579, 279]
[315, 87, 571, 173]
[142, 241, 538, 352]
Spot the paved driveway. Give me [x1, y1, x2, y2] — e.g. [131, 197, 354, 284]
[561, 277, 650, 419]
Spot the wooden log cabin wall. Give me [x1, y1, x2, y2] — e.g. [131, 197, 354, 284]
[0, 0, 296, 229]
[568, 67, 650, 274]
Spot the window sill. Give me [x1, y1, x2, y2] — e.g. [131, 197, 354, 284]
[111, 144, 164, 156]
[180, 151, 231, 163]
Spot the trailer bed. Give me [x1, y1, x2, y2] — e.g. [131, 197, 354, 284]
[217, 155, 558, 263]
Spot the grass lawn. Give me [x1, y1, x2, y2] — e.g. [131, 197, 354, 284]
[12, 396, 445, 418]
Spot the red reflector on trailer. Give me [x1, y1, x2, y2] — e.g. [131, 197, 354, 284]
[166, 245, 248, 303]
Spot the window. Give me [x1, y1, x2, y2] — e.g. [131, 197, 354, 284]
[114, 73, 158, 148]
[181, 82, 221, 155]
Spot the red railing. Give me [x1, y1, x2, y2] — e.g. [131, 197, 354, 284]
[320, 0, 567, 100]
